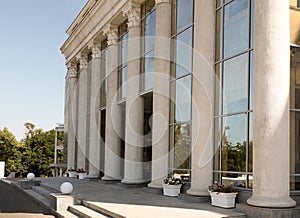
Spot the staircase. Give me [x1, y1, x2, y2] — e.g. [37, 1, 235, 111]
[20, 183, 124, 218]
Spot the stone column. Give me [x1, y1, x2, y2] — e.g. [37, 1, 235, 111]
[66, 64, 77, 170]
[87, 42, 101, 178]
[102, 24, 123, 181]
[187, 0, 214, 196]
[76, 54, 88, 170]
[148, 0, 171, 188]
[121, 1, 145, 184]
[247, 0, 296, 208]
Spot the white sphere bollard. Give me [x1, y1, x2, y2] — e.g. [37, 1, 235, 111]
[60, 182, 73, 195]
[27, 173, 35, 181]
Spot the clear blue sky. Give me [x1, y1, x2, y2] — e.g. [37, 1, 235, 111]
[0, 0, 87, 140]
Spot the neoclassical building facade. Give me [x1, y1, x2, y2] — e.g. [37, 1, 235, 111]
[62, 0, 300, 209]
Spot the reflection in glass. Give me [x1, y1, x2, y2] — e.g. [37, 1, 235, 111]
[175, 27, 193, 78]
[216, 10, 222, 61]
[176, 0, 194, 33]
[174, 123, 191, 169]
[249, 112, 253, 172]
[121, 33, 128, 66]
[290, 176, 300, 191]
[221, 114, 247, 172]
[215, 64, 222, 116]
[144, 10, 156, 53]
[175, 75, 192, 122]
[224, 0, 249, 58]
[249, 51, 253, 110]
[144, 51, 154, 91]
[223, 53, 248, 114]
[214, 118, 222, 171]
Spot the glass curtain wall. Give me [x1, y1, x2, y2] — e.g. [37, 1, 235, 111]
[141, 0, 156, 93]
[100, 40, 108, 109]
[169, 0, 194, 181]
[118, 21, 128, 102]
[214, 0, 253, 189]
[290, 1, 300, 190]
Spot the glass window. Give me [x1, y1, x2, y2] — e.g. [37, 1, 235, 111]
[118, 22, 128, 100]
[223, 53, 248, 114]
[176, 0, 194, 33]
[121, 33, 128, 66]
[143, 10, 156, 54]
[143, 50, 154, 91]
[216, 10, 222, 62]
[221, 114, 247, 172]
[175, 75, 192, 122]
[175, 27, 193, 78]
[174, 123, 191, 169]
[224, 0, 249, 58]
[215, 64, 222, 116]
[249, 112, 253, 172]
[290, 111, 300, 174]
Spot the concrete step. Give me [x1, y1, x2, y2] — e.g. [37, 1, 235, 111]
[68, 205, 109, 218]
[83, 200, 125, 218]
[40, 183, 60, 193]
[32, 185, 55, 199]
[57, 210, 79, 218]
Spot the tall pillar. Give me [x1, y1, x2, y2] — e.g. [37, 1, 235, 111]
[187, 0, 215, 196]
[247, 0, 296, 208]
[148, 0, 171, 188]
[102, 24, 123, 181]
[121, 1, 145, 184]
[66, 64, 77, 170]
[76, 54, 88, 170]
[87, 42, 101, 178]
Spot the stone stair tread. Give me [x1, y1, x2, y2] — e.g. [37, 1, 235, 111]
[69, 205, 108, 218]
[32, 185, 55, 199]
[58, 210, 79, 218]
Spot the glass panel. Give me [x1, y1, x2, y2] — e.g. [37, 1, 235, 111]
[221, 114, 247, 172]
[290, 5, 300, 45]
[213, 172, 221, 185]
[173, 170, 190, 182]
[121, 33, 128, 66]
[174, 123, 191, 169]
[176, 0, 194, 33]
[215, 64, 222, 116]
[248, 174, 253, 189]
[144, 50, 154, 91]
[169, 80, 176, 124]
[290, 176, 300, 191]
[290, 111, 300, 174]
[249, 51, 253, 110]
[144, 10, 156, 53]
[290, 47, 300, 110]
[169, 125, 175, 169]
[248, 112, 253, 172]
[121, 66, 127, 99]
[216, 9, 222, 62]
[250, 0, 254, 48]
[175, 75, 192, 122]
[216, 0, 221, 8]
[214, 118, 222, 171]
[175, 27, 193, 78]
[222, 173, 246, 187]
[224, 0, 249, 58]
[223, 53, 248, 114]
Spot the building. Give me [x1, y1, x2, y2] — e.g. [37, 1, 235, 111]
[61, 0, 300, 212]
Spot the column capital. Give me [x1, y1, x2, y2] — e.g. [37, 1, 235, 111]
[155, 0, 170, 5]
[88, 42, 101, 58]
[123, 1, 141, 28]
[76, 54, 88, 70]
[67, 63, 77, 78]
[102, 24, 118, 46]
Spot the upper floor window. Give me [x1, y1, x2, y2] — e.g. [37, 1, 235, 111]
[118, 21, 128, 101]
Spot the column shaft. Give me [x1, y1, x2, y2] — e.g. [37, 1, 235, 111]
[247, 0, 295, 208]
[88, 56, 101, 178]
[102, 44, 123, 180]
[148, 0, 171, 188]
[122, 26, 145, 184]
[186, 0, 215, 196]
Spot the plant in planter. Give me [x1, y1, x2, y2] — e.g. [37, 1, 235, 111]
[162, 176, 182, 197]
[76, 168, 87, 180]
[208, 183, 238, 208]
[67, 168, 77, 178]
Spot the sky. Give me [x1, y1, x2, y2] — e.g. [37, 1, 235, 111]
[0, 0, 88, 140]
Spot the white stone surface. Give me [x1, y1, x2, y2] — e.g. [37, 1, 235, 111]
[60, 182, 73, 195]
[27, 173, 35, 181]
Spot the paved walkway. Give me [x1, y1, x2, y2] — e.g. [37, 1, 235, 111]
[21, 177, 245, 218]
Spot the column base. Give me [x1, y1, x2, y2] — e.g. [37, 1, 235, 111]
[186, 188, 210, 197]
[101, 175, 122, 181]
[148, 180, 163, 189]
[121, 178, 146, 185]
[247, 196, 296, 208]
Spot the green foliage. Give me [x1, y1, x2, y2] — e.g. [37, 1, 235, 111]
[0, 123, 64, 177]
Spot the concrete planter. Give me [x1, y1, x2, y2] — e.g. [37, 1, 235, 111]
[78, 172, 87, 180]
[162, 184, 182, 197]
[209, 191, 238, 208]
[68, 172, 77, 178]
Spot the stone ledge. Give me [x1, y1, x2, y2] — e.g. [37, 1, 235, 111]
[116, 182, 149, 189]
[178, 193, 211, 203]
[142, 187, 163, 195]
[20, 180, 41, 189]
